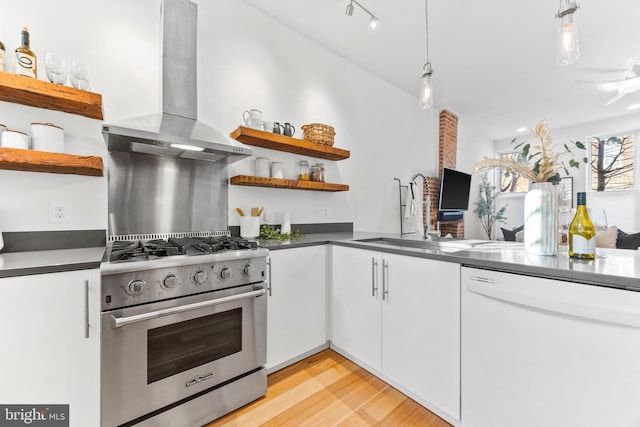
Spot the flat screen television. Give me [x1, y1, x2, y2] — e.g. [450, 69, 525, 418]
[438, 167, 472, 213]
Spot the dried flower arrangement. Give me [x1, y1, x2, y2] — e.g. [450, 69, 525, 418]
[474, 118, 587, 184]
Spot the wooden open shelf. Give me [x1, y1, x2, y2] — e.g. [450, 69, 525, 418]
[230, 175, 349, 192]
[0, 71, 103, 120]
[0, 147, 104, 176]
[230, 126, 350, 161]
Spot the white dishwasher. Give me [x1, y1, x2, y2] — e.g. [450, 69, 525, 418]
[461, 266, 640, 427]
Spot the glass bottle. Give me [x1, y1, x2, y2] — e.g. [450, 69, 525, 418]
[297, 160, 310, 181]
[15, 27, 37, 78]
[568, 192, 596, 259]
[315, 162, 325, 182]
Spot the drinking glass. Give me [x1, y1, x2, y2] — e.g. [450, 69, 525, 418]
[70, 60, 90, 90]
[44, 52, 67, 85]
[588, 208, 608, 236]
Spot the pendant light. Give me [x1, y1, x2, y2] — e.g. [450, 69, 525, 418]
[556, 0, 580, 66]
[419, 0, 433, 109]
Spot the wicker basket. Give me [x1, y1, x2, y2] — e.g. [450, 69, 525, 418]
[302, 123, 335, 146]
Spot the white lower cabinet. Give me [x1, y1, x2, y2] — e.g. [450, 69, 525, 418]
[266, 246, 327, 371]
[0, 269, 100, 427]
[332, 245, 460, 421]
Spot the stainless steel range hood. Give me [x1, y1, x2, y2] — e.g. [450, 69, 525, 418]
[102, 0, 251, 163]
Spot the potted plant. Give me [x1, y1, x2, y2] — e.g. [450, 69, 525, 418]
[474, 172, 507, 240]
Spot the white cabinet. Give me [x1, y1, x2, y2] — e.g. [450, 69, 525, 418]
[462, 267, 640, 427]
[331, 245, 460, 421]
[266, 246, 327, 371]
[0, 268, 100, 427]
[331, 246, 382, 370]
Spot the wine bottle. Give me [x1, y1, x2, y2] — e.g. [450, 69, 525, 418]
[15, 26, 37, 78]
[568, 192, 596, 259]
[0, 39, 5, 72]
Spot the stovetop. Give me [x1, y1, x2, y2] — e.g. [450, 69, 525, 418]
[108, 236, 259, 263]
[101, 236, 268, 311]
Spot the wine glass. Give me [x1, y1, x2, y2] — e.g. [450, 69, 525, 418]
[44, 52, 67, 85]
[70, 60, 90, 90]
[558, 208, 574, 245]
[588, 208, 608, 236]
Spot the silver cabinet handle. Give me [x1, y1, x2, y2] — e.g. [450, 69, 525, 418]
[84, 280, 89, 339]
[267, 257, 272, 296]
[111, 287, 266, 328]
[371, 257, 379, 297]
[382, 260, 389, 301]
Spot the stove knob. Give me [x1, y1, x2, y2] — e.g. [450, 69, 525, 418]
[193, 270, 208, 284]
[162, 274, 179, 289]
[219, 267, 232, 281]
[126, 279, 146, 296]
[242, 264, 255, 276]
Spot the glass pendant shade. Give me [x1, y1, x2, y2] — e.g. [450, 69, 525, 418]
[556, 5, 580, 66]
[419, 64, 433, 109]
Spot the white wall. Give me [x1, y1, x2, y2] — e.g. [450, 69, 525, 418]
[0, 0, 489, 235]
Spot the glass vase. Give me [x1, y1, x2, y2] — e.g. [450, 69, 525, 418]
[524, 182, 558, 255]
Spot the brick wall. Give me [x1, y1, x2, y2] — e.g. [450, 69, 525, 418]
[437, 109, 464, 237]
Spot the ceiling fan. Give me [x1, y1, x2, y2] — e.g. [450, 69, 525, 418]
[577, 60, 640, 105]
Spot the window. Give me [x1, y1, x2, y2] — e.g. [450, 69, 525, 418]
[588, 131, 635, 191]
[497, 150, 529, 193]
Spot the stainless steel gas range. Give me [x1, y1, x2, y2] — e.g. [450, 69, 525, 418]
[100, 235, 268, 427]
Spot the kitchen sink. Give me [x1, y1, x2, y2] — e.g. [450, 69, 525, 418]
[354, 237, 521, 252]
[354, 237, 479, 252]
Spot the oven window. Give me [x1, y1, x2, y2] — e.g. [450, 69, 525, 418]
[147, 307, 242, 384]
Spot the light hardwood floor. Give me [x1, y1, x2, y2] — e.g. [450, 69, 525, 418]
[206, 349, 451, 427]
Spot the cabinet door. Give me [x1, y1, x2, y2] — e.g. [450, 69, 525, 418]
[382, 253, 460, 420]
[0, 269, 100, 427]
[331, 245, 382, 371]
[267, 246, 327, 371]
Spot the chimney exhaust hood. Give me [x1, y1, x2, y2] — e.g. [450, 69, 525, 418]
[102, 0, 251, 163]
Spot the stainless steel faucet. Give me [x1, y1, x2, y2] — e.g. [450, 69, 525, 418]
[410, 173, 432, 239]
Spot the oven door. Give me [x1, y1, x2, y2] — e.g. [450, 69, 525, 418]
[101, 283, 267, 427]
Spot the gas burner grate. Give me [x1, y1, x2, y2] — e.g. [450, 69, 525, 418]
[107, 235, 259, 263]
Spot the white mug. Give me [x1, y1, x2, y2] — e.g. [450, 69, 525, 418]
[242, 109, 262, 129]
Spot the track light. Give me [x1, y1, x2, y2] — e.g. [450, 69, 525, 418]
[345, 1, 354, 16]
[345, 0, 379, 29]
[556, 0, 580, 66]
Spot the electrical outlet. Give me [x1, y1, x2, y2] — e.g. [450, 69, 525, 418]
[323, 207, 329, 218]
[49, 201, 71, 223]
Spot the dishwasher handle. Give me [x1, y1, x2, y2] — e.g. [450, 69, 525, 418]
[111, 287, 266, 328]
[467, 276, 640, 328]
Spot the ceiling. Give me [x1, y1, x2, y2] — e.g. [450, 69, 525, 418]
[242, 0, 640, 140]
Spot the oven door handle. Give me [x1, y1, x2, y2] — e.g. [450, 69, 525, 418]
[110, 287, 266, 328]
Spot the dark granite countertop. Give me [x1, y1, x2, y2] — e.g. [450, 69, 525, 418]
[0, 247, 105, 278]
[259, 232, 640, 291]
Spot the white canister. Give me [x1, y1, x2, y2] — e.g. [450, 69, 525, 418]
[1, 129, 29, 149]
[240, 216, 260, 239]
[271, 161, 283, 179]
[255, 157, 270, 177]
[31, 122, 64, 152]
